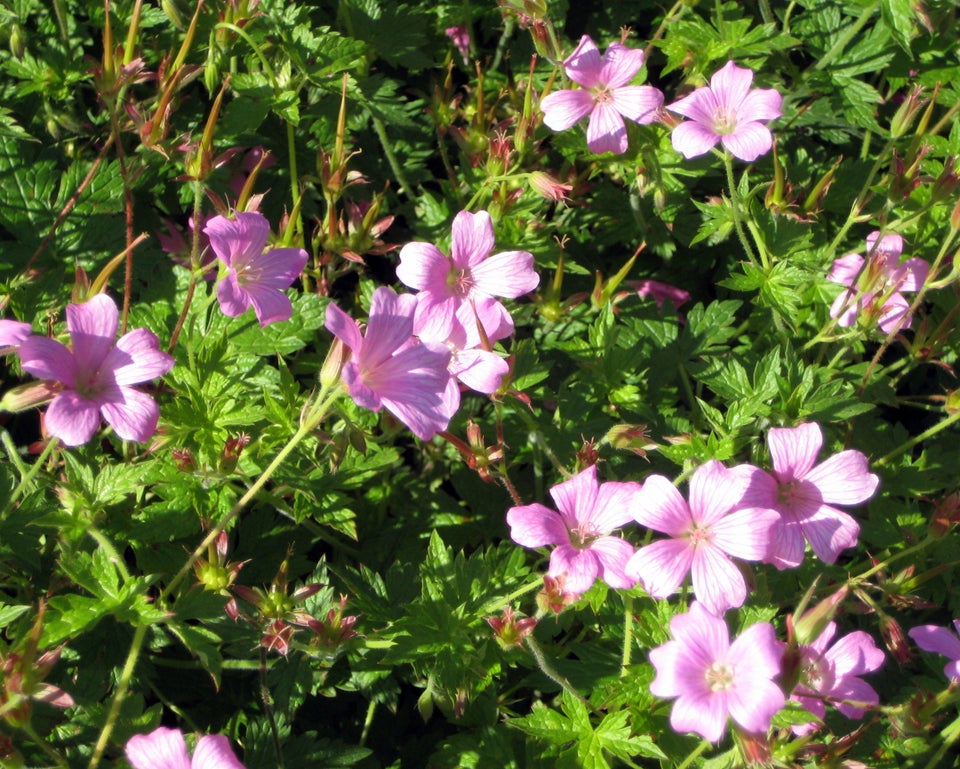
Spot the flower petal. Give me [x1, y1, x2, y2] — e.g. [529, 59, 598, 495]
[689, 460, 748, 527]
[506, 503, 569, 547]
[18, 336, 78, 387]
[804, 450, 878, 505]
[671, 690, 728, 743]
[243, 282, 294, 327]
[726, 678, 785, 734]
[711, 506, 780, 561]
[45, 391, 101, 446]
[768, 423, 822, 483]
[634, 474, 690, 535]
[598, 43, 645, 90]
[549, 465, 599, 530]
[586, 103, 628, 154]
[827, 253, 865, 287]
[470, 250, 540, 298]
[670, 121, 720, 159]
[100, 385, 161, 443]
[364, 287, 417, 367]
[721, 122, 774, 162]
[450, 210, 495, 269]
[736, 88, 783, 123]
[909, 625, 960, 661]
[709, 61, 754, 111]
[216, 272, 251, 318]
[612, 85, 664, 124]
[691, 544, 747, 614]
[191, 735, 247, 769]
[826, 630, 885, 678]
[625, 538, 693, 598]
[563, 35, 602, 88]
[799, 504, 860, 563]
[832, 676, 879, 719]
[0, 319, 31, 347]
[324, 302, 363, 352]
[548, 544, 600, 595]
[590, 480, 643, 532]
[204, 212, 270, 269]
[67, 294, 118, 372]
[451, 348, 508, 393]
[396, 242, 452, 293]
[590, 536, 637, 589]
[540, 90, 595, 131]
[108, 329, 175, 385]
[125, 728, 192, 769]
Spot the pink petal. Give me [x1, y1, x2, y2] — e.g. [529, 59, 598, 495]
[396, 241, 452, 293]
[549, 544, 601, 595]
[866, 232, 903, 259]
[589, 536, 637, 589]
[612, 85, 664, 124]
[18, 336, 78, 386]
[721, 122, 774, 162]
[243, 281, 295, 327]
[768, 423, 823, 483]
[832, 677, 879, 719]
[726, 678, 785, 734]
[364, 287, 417, 367]
[324, 302, 363, 352]
[711, 506, 780, 561]
[380, 391, 451, 440]
[191, 735, 246, 769]
[691, 544, 747, 614]
[506, 503, 569, 547]
[125, 728, 192, 769]
[828, 253, 865, 287]
[243, 247, 308, 289]
[688, 460, 748, 527]
[765, 515, 808, 569]
[671, 690, 728, 743]
[826, 631, 884, 677]
[667, 87, 720, 124]
[540, 89, 595, 131]
[590, 480, 643, 532]
[799, 504, 860, 563]
[634, 474, 690, 535]
[736, 88, 783, 123]
[413, 291, 459, 343]
[563, 35, 602, 89]
[342, 362, 381, 410]
[100, 385, 160, 443]
[451, 348, 508, 393]
[470, 250, 540, 298]
[892, 257, 928, 292]
[45, 391, 101, 446]
[549, 465, 599, 529]
[108, 329, 175, 385]
[709, 61, 754, 111]
[909, 625, 960, 661]
[204, 212, 270, 269]
[456, 298, 514, 346]
[598, 43, 645, 90]
[216, 272, 251, 318]
[625, 538, 693, 598]
[0, 319, 31, 347]
[877, 292, 912, 333]
[450, 210, 495, 269]
[67, 295, 118, 372]
[648, 639, 683, 698]
[805, 450, 878, 505]
[586, 103, 628, 154]
[670, 121, 720, 159]
[728, 622, 784, 680]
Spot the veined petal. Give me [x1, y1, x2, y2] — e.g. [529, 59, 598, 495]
[590, 536, 636, 589]
[243, 282, 294, 327]
[0, 319, 31, 347]
[728, 622, 784, 679]
[216, 272, 251, 318]
[667, 87, 720, 124]
[765, 515, 807, 569]
[877, 292, 912, 333]
[204, 211, 270, 269]
[800, 504, 860, 563]
[670, 121, 720, 159]
[826, 631, 885, 677]
[586, 103, 628, 154]
[381, 390, 451, 440]
[689, 460, 748, 527]
[45, 391, 101, 446]
[691, 545, 746, 614]
[721, 122, 774, 162]
[364, 287, 417, 367]
[648, 639, 683, 697]
[712, 506, 779, 561]
[626, 538, 693, 598]
[67, 294, 118, 372]
[109, 329, 175, 385]
[726, 678, 785, 734]
[125, 728, 192, 769]
[769, 423, 822, 483]
[634, 474, 690, 535]
[832, 677, 880, 719]
[737, 88, 783, 123]
[100, 385, 161, 443]
[909, 625, 960, 661]
[894, 257, 929, 292]
[396, 242, 453, 293]
[191, 735, 247, 769]
[591, 480, 643, 532]
[324, 302, 363, 352]
[457, 298, 514, 347]
[540, 90, 595, 131]
[549, 545, 600, 595]
[243, 247, 308, 289]
[710, 61, 754, 110]
[827, 254, 865, 287]
[549, 465, 599, 529]
[470, 250, 540, 298]
[563, 35, 602, 88]
[451, 348, 508, 393]
[450, 210, 495, 269]
[413, 292, 459, 343]
[805, 450, 878, 505]
[599, 44, 645, 90]
[671, 690, 728, 743]
[612, 85, 664, 124]
[506, 503, 569, 547]
[866, 231, 903, 260]
[18, 336, 78, 386]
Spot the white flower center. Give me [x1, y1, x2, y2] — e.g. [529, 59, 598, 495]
[447, 267, 475, 298]
[712, 107, 737, 135]
[705, 661, 735, 692]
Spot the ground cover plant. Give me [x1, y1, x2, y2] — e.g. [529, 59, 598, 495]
[2, 0, 960, 766]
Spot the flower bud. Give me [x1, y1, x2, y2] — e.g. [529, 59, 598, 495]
[320, 338, 347, 389]
[792, 585, 849, 646]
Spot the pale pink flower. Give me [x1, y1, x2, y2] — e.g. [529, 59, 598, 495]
[649, 602, 785, 743]
[324, 286, 455, 441]
[126, 727, 246, 769]
[506, 464, 640, 595]
[430, 300, 513, 395]
[790, 623, 884, 734]
[909, 619, 960, 680]
[828, 232, 929, 333]
[445, 24, 471, 65]
[742, 423, 879, 569]
[0, 318, 32, 350]
[540, 35, 663, 155]
[16, 294, 174, 446]
[204, 212, 309, 327]
[396, 210, 538, 341]
[667, 61, 782, 162]
[625, 460, 779, 615]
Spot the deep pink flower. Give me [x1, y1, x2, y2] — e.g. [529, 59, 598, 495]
[909, 619, 960, 680]
[506, 464, 640, 595]
[0, 318, 32, 350]
[791, 623, 884, 734]
[540, 35, 664, 155]
[126, 727, 246, 769]
[742, 423, 879, 569]
[16, 294, 174, 446]
[625, 460, 779, 615]
[667, 61, 782, 162]
[396, 210, 538, 341]
[324, 286, 455, 440]
[631, 279, 690, 310]
[204, 212, 309, 327]
[445, 24, 471, 65]
[649, 602, 785, 743]
[828, 232, 929, 333]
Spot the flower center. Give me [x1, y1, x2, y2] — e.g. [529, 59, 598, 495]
[705, 661, 735, 692]
[712, 107, 737, 135]
[447, 268, 474, 298]
[777, 480, 800, 506]
[686, 523, 713, 547]
[801, 658, 826, 690]
[568, 525, 599, 548]
[74, 370, 106, 400]
[592, 85, 614, 105]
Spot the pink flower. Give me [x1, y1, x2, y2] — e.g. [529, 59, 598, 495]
[204, 212, 309, 327]
[324, 286, 455, 441]
[625, 461, 779, 615]
[540, 35, 663, 155]
[743, 423, 879, 569]
[790, 623, 884, 734]
[649, 602, 785, 743]
[631, 279, 690, 310]
[909, 619, 960, 680]
[126, 727, 246, 769]
[396, 210, 539, 341]
[433, 300, 513, 395]
[506, 464, 640, 595]
[0, 318, 32, 350]
[445, 24, 470, 65]
[828, 232, 929, 333]
[667, 61, 782, 162]
[16, 294, 174, 446]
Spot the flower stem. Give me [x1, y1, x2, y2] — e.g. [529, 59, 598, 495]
[260, 646, 286, 769]
[620, 595, 634, 676]
[874, 409, 960, 468]
[525, 633, 592, 710]
[723, 151, 764, 270]
[371, 115, 413, 198]
[359, 699, 377, 747]
[5, 437, 59, 512]
[676, 739, 711, 769]
[814, 0, 880, 73]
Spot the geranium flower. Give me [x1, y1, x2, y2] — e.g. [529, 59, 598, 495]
[324, 286, 455, 440]
[540, 35, 664, 155]
[909, 619, 960, 680]
[667, 61, 783, 162]
[434, 300, 513, 395]
[649, 602, 785, 743]
[828, 232, 929, 333]
[396, 210, 539, 341]
[204, 212, 309, 328]
[742, 423, 879, 569]
[790, 622, 884, 734]
[506, 464, 640, 595]
[625, 460, 779, 615]
[126, 727, 246, 769]
[16, 294, 174, 446]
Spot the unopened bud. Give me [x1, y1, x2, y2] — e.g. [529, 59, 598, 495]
[890, 85, 926, 139]
[0, 381, 60, 413]
[320, 338, 347, 389]
[879, 614, 911, 664]
[792, 584, 849, 646]
[486, 606, 537, 648]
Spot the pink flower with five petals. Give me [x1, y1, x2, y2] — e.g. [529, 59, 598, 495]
[540, 35, 664, 155]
